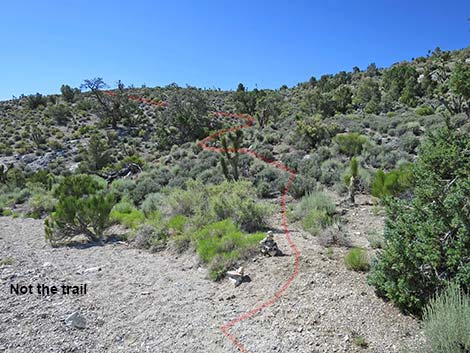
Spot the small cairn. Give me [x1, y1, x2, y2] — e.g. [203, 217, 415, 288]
[259, 231, 282, 257]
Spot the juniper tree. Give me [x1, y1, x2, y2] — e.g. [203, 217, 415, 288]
[369, 125, 470, 315]
[449, 61, 470, 119]
[80, 135, 113, 173]
[255, 93, 281, 128]
[44, 104, 72, 125]
[60, 84, 79, 103]
[26, 93, 47, 109]
[81, 78, 136, 129]
[45, 175, 115, 244]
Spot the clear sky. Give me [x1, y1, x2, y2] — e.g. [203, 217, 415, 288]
[1, 0, 469, 100]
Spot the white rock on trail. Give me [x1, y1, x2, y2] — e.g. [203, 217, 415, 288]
[65, 312, 86, 329]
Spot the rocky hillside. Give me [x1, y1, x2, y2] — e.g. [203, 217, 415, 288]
[1, 46, 469, 353]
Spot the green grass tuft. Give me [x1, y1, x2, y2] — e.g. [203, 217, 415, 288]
[344, 247, 370, 272]
[194, 219, 264, 280]
[110, 204, 146, 230]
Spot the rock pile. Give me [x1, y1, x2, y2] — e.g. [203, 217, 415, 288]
[259, 231, 282, 256]
[226, 266, 245, 287]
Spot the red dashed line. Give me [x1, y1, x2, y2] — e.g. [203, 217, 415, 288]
[105, 92, 301, 352]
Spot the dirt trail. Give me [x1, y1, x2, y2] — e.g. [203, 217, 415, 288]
[197, 111, 300, 352]
[0, 213, 422, 353]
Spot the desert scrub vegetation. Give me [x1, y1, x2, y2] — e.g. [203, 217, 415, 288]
[421, 284, 470, 353]
[162, 180, 273, 232]
[99, 179, 273, 279]
[0, 45, 469, 298]
[110, 199, 147, 230]
[194, 219, 265, 280]
[333, 132, 369, 156]
[293, 191, 336, 236]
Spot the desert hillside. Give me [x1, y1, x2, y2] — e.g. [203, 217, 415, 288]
[1, 46, 469, 353]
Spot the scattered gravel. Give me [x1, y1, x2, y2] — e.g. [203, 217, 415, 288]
[0, 204, 423, 352]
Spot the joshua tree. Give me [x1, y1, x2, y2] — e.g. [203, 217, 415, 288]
[0, 165, 8, 184]
[347, 157, 359, 204]
[220, 130, 243, 181]
[30, 126, 46, 148]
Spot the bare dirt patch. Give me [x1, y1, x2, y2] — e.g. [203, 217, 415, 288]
[0, 211, 422, 353]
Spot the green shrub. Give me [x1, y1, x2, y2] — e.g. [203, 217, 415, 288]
[253, 163, 285, 197]
[131, 224, 168, 251]
[422, 284, 470, 353]
[294, 191, 336, 236]
[369, 127, 470, 314]
[194, 219, 265, 280]
[112, 199, 135, 213]
[26, 93, 47, 109]
[400, 131, 420, 153]
[295, 114, 340, 147]
[367, 231, 385, 249]
[130, 167, 171, 204]
[0, 257, 14, 266]
[1, 209, 13, 216]
[352, 335, 368, 348]
[167, 215, 188, 234]
[334, 132, 369, 156]
[25, 189, 56, 218]
[48, 139, 63, 151]
[256, 181, 272, 198]
[371, 164, 413, 198]
[302, 208, 333, 236]
[209, 181, 272, 232]
[109, 178, 136, 199]
[293, 191, 335, 220]
[115, 154, 146, 170]
[0, 187, 30, 208]
[45, 175, 115, 244]
[318, 224, 350, 247]
[319, 158, 344, 186]
[166, 180, 208, 218]
[44, 104, 72, 125]
[110, 202, 146, 230]
[141, 192, 165, 216]
[165, 180, 271, 232]
[167, 215, 192, 254]
[344, 248, 370, 271]
[287, 175, 311, 199]
[405, 121, 422, 135]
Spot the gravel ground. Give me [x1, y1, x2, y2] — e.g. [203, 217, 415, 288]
[0, 202, 423, 353]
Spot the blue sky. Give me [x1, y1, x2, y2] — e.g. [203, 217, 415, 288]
[1, 0, 469, 100]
